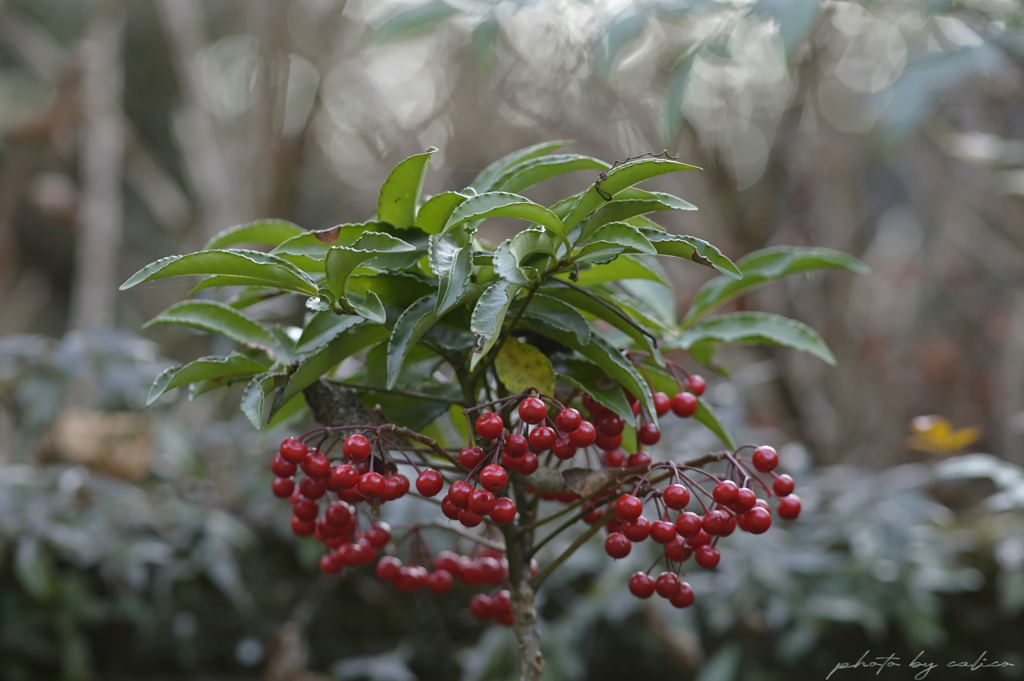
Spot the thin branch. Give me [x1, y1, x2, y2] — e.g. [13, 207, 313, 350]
[378, 424, 465, 470]
[532, 511, 615, 589]
[420, 519, 506, 552]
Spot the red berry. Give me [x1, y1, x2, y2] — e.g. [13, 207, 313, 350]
[517, 452, 539, 475]
[684, 375, 706, 396]
[475, 412, 504, 439]
[669, 582, 695, 608]
[342, 434, 371, 462]
[301, 451, 331, 478]
[358, 472, 385, 497]
[744, 506, 772, 534]
[664, 536, 692, 563]
[449, 481, 473, 507]
[777, 494, 801, 520]
[458, 508, 483, 527]
[694, 545, 720, 569]
[366, 523, 391, 547]
[650, 520, 677, 544]
[299, 476, 325, 499]
[479, 464, 508, 492]
[271, 477, 295, 498]
[478, 557, 502, 583]
[427, 569, 454, 594]
[279, 437, 308, 464]
[325, 501, 351, 527]
[595, 432, 622, 451]
[441, 495, 460, 520]
[603, 448, 625, 467]
[735, 487, 757, 513]
[626, 451, 651, 467]
[330, 464, 359, 489]
[605, 532, 632, 559]
[293, 496, 319, 521]
[492, 589, 512, 615]
[653, 392, 671, 416]
[637, 423, 661, 445]
[632, 401, 640, 417]
[416, 469, 444, 497]
[568, 421, 597, 447]
[291, 516, 315, 536]
[686, 529, 712, 547]
[596, 412, 625, 436]
[582, 394, 607, 417]
[670, 392, 698, 417]
[468, 489, 497, 515]
[552, 437, 577, 460]
[675, 512, 702, 537]
[376, 556, 402, 581]
[615, 494, 643, 520]
[720, 516, 737, 536]
[271, 454, 297, 477]
[459, 446, 485, 469]
[382, 474, 408, 501]
[752, 445, 778, 473]
[395, 566, 428, 592]
[606, 518, 624, 534]
[663, 484, 690, 510]
[713, 480, 739, 505]
[628, 572, 656, 599]
[529, 426, 556, 451]
[584, 506, 606, 524]
[654, 572, 680, 598]
[434, 551, 460, 574]
[504, 433, 529, 458]
[491, 498, 517, 524]
[469, 594, 493, 620]
[623, 516, 650, 542]
[773, 474, 795, 497]
[702, 509, 730, 535]
[555, 408, 582, 432]
[518, 397, 548, 425]
[320, 552, 344, 575]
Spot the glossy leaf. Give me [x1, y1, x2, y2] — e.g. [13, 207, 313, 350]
[349, 271, 434, 310]
[574, 193, 695, 244]
[386, 294, 440, 389]
[519, 294, 590, 346]
[682, 246, 869, 327]
[429, 235, 473, 316]
[565, 253, 672, 288]
[578, 222, 656, 257]
[416, 191, 469, 234]
[295, 311, 363, 352]
[120, 249, 318, 296]
[639, 229, 741, 279]
[494, 337, 556, 396]
[551, 355, 633, 422]
[378, 148, 437, 228]
[471, 140, 573, 191]
[204, 219, 305, 250]
[669, 312, 836, 365]
[147, 353, 270, 406]
[272, 223, 379, 263]
[538, 283, 659, 354]
[142, 300, 280, 354]
[240, 372, 288, 429]
[443, 191, 569, 245]
[469, 280, 519, 369]
[361, 383, 459, 431]
[350, 290, 387, 324]
[278, 321, 390, 406]
[493, 228, 556, 285]
[493, 154, 609, 194]
[324, 233, 416, 299]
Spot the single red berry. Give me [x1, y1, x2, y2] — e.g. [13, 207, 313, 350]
[684, 375, 706, 396]
[329, 464, 358, 490]
[735, 487, 757, 513]
[434, 551, 460, 574]
[584, 506, 606, 524]
[291, 516, 315, 536]
[596, 411, 625, 436]
[702, 509, 730, 535]
[271, 454, 297, 477]
[615, 494, 644, 520]
[752, 445, 779, 473]
[605, 532, 632, 559]
[518, 397, 548, 425]
[468, 489, 497, 515]
[396, 566, 428, 592]
[342, 434, 371, 462]
[778, 494, 801, 520]
[441, 495, 460, 520]
[650, 520, 677, 544]
[529, 426, 556, 452]
[320, 552, 344, 575]
[663, 484, 690, 510]
[301, 451, 331, 479]
[608, 518, 625, 536]
[552, 437, 577, 460]
[720, 516, 737, 536]
[340, 486, 365, 504]
[504, 433, 529, 458]
[475, 412, 504, 439]
[279, 437, 308, 464]
[416, 469, 444, 497]
[325, 501, 352, 527]
[478, 557, 502, 583]
[755, 499, 770, 510]
[744, 506, 772, 534]
[449, 481, 473, 507]
[427, 569, 454, 594]
[375, 556, 401, 581]
[271, 477, 295, 498]
[299, 476, 325, 500]
[555, 408, 582, 432]
[773, 474, 795, 497]
[628, 572, 656, 599]
[654, 572, 680, 598]
[491, 498, 517, 524]
[459, 446, 485, 469]
[653, 392, 671, 416]
[596, 432, 623, 451]
[670, 582, 695, 608]
[517, 452, 539, 475]
[492, 589, 512, 615]
[670, 392, 698, 417]
[603, 448, 625, 467]
[458, 508, 483, 527]
[623, 516, 651, 542]
[569, 421, 597, 447]
[626, 450, 651, 467]
[366, 522, 391, 547]
[469, 594, 494, 620]
[694, 545, 720, 569]
[358, 472, 385, 497]
[637, 423, 661, 445]
[713, 480, 739, 505]
[317, 516, 343, 538]
[686, 529, 712, 548]
[293, 496, 320, 521]
[664, 536, 692, 563]
[479, 464, 508, 492]
[675, 512, 702, 537]
[582, 394, 607, 417]
[381, 474, 407, 501]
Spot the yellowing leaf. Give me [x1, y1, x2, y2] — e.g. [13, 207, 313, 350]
[906, 415, 981, 455]
[495, 338, 555, 396]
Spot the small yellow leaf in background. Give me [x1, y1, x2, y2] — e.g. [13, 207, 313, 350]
[495, 337, 556, 397]
[906, 414, 981, 455]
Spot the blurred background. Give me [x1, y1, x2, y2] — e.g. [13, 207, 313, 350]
[1, 0, 1024, 679]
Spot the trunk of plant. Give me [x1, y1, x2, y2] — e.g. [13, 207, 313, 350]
[503, 515, 544, 680]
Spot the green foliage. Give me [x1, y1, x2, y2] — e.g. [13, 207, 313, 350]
[123, 143, 864, 446]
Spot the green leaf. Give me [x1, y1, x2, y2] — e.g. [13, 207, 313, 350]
[204, 219, 305, 250]
[538, 283, 660, 354]
[493, 228, 556, 285]
[362, 383, 460, 431]
[278, 321, 390, 406]
[349, 271, 434, 310]
[386, 294, 440, 389]
[350, 290, 387, 324]
[669, 312, 836, 365]
[443, 191, 569, 245]
[574, 193, 695, 244]
[190, 275, 278, 293]
[470, 280, 519, 369]
[495, 338, 556, 396]
[578, 222, 656, 257]
[639, 229, 741, 279]
[519, 294, 590, 346]
[148, 353, 270, 405]
[562, 157, 700, 232]
[272, 223, 380, 263]
[324, 233, 416, 299]
[416, 191, 469, 234]
[361, 343, 444, 389]
[551, 355, 633, 423]
[682, 246, 869, 327]
[471, 140, 574, 191]
[266, 393, 309, 431]
[565, 253, 672, 288]
[493, 154, 610, 194]
[429, 235, 473, 316]
[378, 148, 438, 228]
[295, 311, 363, 352]
[240, 372, 287, 428]
[367, 0, 458, 46]
[121, 249, 319, 296]
[142, 300, 281, 354]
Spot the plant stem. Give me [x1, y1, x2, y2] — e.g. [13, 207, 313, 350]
[378, 424, 464, 470]
[420, 519, 506, 551]
[532, 510, 616, 589]
[553, 279, 659, 347]
[329, 380, 464, 405]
